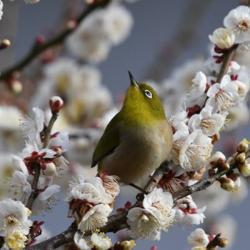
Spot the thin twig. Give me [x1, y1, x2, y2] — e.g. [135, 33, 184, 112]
[0, 0, 111, 81]
[25, 112, 58, 210]
[216, 44, 238, 83]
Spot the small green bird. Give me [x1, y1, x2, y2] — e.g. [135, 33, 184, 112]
[91, 72, 173, 187]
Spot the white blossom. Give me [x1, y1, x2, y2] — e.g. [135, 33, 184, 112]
[0, 106, 23, 131]
[224, 5, 250, 43]
[127, 207, 161, 240]
[21, 107, 45, 146]
[175, 196, 206, 225]
[188, 105, 226, 136]
[173, 130, 213, 171]
[0, 1, 3, 20]
[5, 230, 28, 250]
[127, 188, 175, 240]
[24, 0, 40, 3]
[186, 71, 207, 107]
[0, 199, 32, 236]
[32, 185, 60, 214]
[67, 176, 114, 204]
[74, 232, 91, 250]
[102, 4, 133, 44]
[91, 232, 112, 250]
[78, 204, 112, 233]
[209, 27, 235, 49]
[207, 75, 239, 112]
[187, 228, 209, 247]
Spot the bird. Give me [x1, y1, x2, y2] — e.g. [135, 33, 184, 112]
[91, 72, 173, 187]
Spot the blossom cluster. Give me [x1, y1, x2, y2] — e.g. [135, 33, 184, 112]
[168, 6, 250, 173]
[0, 97, 69, 249]
[67, 3, 133, 63]
[66, 173, 120, 249]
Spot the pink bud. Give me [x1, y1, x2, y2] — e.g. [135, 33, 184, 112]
[49, 96, 64, 113]
[35, 35, 45, 45]
[151, 245, 157, 250]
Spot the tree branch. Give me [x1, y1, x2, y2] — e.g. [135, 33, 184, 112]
[0, 0, 111, 81]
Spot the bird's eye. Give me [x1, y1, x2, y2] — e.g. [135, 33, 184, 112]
[144, 89, 153, 99]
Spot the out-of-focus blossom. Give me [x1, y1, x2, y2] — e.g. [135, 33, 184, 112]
[0, 1, 3, 20]
[67, 4, 133, 63]
[175, 195, 206, 225]
[127, 188, 175, 240]
[0, 106, 23, 130]
[211, 215, 237, 248]
[187, 228, 209, 248]
[209, 27, 235, 49]
[224, 5, 250, 43]
[32, 185, 60, 214]
[161, 59, 204, 115]
[0, 199, 32, 236]
[193, 182, 230, 217]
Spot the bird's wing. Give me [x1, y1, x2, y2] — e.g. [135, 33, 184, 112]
[91, 114, 120, 167]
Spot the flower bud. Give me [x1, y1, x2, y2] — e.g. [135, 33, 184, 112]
[0, 39, 11, 50]
[235, 80, 249, 97]
[209, 27, 235, 49]
[219, 177, 235, 191]
[239, 162, 250, 177]
[11, 80, 23, 94]
[209, 151, 226, 164]
[43, 162, 57, 176]
[49, 96, 64, 113]
[120, 240, 136, 250]
[217, 237, 228, 248]
[237, 138, 249, 153]
[235, 152, 246, 165]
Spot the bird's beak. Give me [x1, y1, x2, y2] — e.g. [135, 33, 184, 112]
[128, 71, 138, 87]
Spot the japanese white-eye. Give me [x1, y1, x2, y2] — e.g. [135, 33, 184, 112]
[91, 72, 173, 186]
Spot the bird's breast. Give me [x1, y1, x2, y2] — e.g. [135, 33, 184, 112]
[100, 120, 172, 185]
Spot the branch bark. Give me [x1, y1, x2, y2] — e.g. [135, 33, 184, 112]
[0, 0, 111, 81]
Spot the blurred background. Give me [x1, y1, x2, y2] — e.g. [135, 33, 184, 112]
[0, 0, 249, 249]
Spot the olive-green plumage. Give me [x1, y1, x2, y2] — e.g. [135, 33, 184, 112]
[91, 72, 173, 186]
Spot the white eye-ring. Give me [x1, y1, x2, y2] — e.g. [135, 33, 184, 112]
[144, 89, 153, 99]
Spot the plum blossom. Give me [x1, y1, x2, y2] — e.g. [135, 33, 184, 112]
[0, 1, 2, 21]
[188, 105, 226, 136]
[207, 74, 239, 112]
[186, 71, 207, 107]
[187, 228, 209, 249]
[172, 130, 213, 171]
[5, 230, 28, 250]
[209, 27, 235, 49]
[32, 185, 61, 214]
[67, 4, 133, 63]
[67, 175, 115, 205]
[175, 195, 206, 225]
[127, 188, 175, 240]
[224, 5, 250, 43]
[78, 204, 112, 233]
[74, 231, 112, 250]
[0, 199, 32, 236]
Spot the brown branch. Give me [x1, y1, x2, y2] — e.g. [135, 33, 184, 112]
[28, 158, 236, 250]
[26, 111, 58, 210]
[0, 0, 111, 81]
[216, 44, 238, 83]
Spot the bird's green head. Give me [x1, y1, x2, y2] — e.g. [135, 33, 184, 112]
[121, 72, 167, 125]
